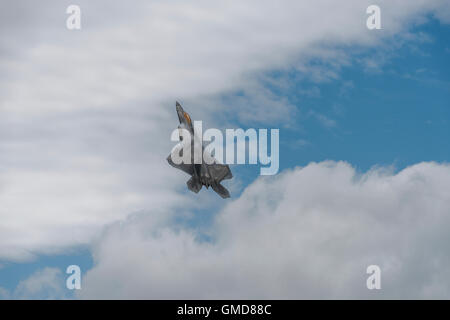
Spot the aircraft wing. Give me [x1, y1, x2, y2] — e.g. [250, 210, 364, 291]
[207, 163, 233, 182]
[211, 182, 231, 199]
[167, 154, 194, 176]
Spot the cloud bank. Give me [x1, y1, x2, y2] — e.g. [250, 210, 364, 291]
[80, 161, 450, 299]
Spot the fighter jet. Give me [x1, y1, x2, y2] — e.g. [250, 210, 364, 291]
[167, 102, 233, 198]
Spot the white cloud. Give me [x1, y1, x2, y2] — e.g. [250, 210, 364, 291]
[1, 0, 449, 262]
[79, 161, 450, 299]
[309, 111, 337, 128]
[2, 0, 448, 116]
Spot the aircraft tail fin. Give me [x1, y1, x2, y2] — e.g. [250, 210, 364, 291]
[187, 177, 202, 194]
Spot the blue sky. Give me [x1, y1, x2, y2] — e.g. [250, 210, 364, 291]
[231, 19, 450, 188]
[278, 20, 449, 173]
[1, 1, 450, 299]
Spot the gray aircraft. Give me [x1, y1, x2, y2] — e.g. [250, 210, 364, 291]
[167, 102, 233, 198]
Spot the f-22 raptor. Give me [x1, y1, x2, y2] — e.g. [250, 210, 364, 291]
[167, 102, 233, 198]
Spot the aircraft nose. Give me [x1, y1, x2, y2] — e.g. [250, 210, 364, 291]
[175, 101, 184, 123]
[176, 101, 183, 112]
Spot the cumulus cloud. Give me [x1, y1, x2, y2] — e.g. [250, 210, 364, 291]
[1, 0, 449, 263]
[79, 161, 450, 299]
